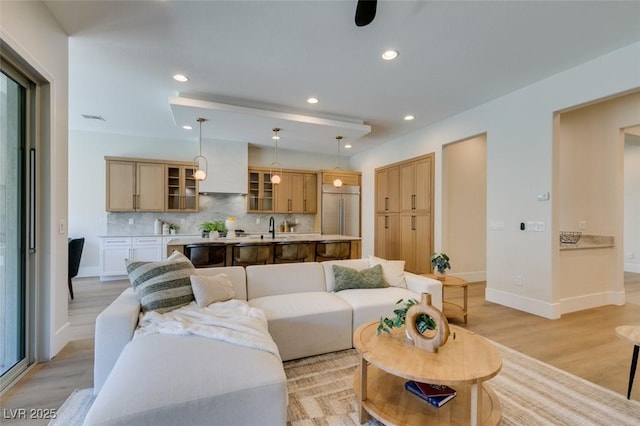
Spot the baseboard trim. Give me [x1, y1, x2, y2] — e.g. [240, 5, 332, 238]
[485, 287, 560, 319]
[624, 263, 640, 273]
[559, 290, 626, 314]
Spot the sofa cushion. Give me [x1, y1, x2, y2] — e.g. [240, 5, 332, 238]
[126, 251, 195, 313]
[246, 262, 326, 299]
[333, 264, 389, 292]
[84, 334, 287, 426]
[249, 292, 352, 360]
[368, 255, 407, 288]
[321, 259, 371, 292]
[190, 274, 235, 308]
[335, 287, 428, 332]
[194, 266, 247, 301]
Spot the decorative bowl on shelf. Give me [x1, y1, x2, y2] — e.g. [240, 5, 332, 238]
[560, 231, 581, 244]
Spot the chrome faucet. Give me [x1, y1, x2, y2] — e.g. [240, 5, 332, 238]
[268, 216, 275, 239]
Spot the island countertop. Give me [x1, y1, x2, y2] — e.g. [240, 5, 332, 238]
[167, 234, 360, 246]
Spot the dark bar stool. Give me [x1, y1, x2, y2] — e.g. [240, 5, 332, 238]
[232, 242, 272, 266]
[68, 237, 85, 299]
[274, 241, 310, 264]
[616, 325, 640, 399]
[314, 240, 351, 262]
[184, 243, 227, 268]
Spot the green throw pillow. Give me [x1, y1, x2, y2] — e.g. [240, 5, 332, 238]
[332, 264, 389, 292]
[127, 251, 196, 313]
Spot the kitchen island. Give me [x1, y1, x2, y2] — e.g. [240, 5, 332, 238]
[167, 234, 361, 266]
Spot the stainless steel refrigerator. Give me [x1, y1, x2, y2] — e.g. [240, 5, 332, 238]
[321, 184, 360, 237]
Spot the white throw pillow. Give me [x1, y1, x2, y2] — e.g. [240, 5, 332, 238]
[190, 274, 235, 308]
[368, 255, 407, 288]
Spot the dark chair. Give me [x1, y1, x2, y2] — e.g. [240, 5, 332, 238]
[274, 242, 310, 264]
[68, 237, 85, 299]
[232, 242, 271, 266]
[315, 241, 351, 262]
[184, 243, 227, 268]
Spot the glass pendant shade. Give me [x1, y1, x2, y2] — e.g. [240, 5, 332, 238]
[270, 127, 282, 184]
[332, 136, 343, 188]
[193, 117, 208, 181]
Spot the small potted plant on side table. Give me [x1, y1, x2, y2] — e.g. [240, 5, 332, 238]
[430, 252, 451, 281]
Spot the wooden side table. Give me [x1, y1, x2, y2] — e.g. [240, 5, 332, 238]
[423, 274, 468, 323]
[615, 325, 640, 399]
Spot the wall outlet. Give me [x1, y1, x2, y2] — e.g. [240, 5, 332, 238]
[256, 217, 261, 224]
[628, 252, 635, 260]
[515, 275, 523, 287]
[579, 221, 586, 230]
[128, 218, 134, 225]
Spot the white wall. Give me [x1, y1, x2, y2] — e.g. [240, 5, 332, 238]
[625, 133, 640, 273]
[352, 41, 640, 319]
[1, 1, 69, 359]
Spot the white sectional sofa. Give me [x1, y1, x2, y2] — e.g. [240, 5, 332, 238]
[84, 258, 442, 426]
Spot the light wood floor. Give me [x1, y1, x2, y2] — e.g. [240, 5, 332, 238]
[1, 274, 639, 425]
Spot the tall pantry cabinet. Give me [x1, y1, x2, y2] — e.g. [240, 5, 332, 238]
[375, 153, 434, 274]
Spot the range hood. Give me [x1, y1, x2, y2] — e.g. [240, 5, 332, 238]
[198, 139, 248, 194]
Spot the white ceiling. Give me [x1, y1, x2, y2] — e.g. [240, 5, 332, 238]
[44, 0, 640, 156]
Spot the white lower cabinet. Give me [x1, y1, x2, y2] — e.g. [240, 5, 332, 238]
[100, 236, 163, 280]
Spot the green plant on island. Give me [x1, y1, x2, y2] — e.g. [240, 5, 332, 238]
[377, 299, 437, 335]
[430, 252, 451, 274]
[199, 220, 227, 233]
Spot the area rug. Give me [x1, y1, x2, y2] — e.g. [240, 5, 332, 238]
[51, 343, 640, 426]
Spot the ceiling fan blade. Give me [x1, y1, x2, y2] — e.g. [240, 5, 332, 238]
[355, 0, 377, 27]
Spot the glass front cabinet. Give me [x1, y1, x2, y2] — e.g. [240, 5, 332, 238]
[166, 165, 199, 212]
[247, 168, 274, 212]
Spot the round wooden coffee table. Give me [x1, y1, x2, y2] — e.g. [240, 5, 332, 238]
[354, 321, 502, 426]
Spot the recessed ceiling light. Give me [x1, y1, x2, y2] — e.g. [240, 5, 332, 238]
[182, 125, 193, 130]
[381, 50, 399, 61]
[404, 115, 415, 121]
[307, 97, 319, 104]
[173, 74, 189, 82]
[344, 144, 352, 149]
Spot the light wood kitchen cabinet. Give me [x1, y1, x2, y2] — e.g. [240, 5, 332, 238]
[275, 172, 303, 212]
[374, 153, 434, 274]
[247, 168, 274, 212]
[106, 159, 165, 212]
[321, 170, 360, 186]
[303, 173, 317, 213]
[400, 156, 432, 212]
[166, 164, 199, 212]
[375, 166, 400, 213]
[275, 171, 317, 213]
[375, 213, 400, 260]
[400, 213, 432, 274]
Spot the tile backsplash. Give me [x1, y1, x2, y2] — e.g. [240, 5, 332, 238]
[107, 193, 316, 235]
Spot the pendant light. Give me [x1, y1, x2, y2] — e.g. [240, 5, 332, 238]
[270, 127, 282, 184]
[193, 117, 208, 181]
[333, 136, 343, 188]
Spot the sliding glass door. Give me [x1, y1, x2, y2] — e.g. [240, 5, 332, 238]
[0, 65, 29, 389]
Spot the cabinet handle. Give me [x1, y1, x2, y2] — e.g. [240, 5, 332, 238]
[411, 194, 416, 210]
[385, 197, 389, 211]
[303, 199, 306, 211]
[132, 195, 136, 210]
[288, 199, 292, 211]
[385, 215, 389, 229]
[411, 215, 416, 231]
